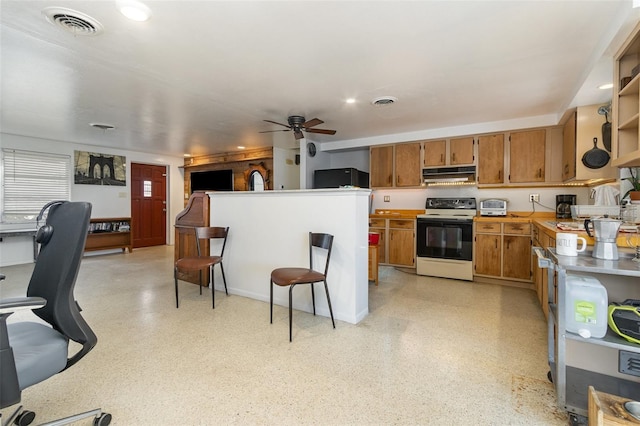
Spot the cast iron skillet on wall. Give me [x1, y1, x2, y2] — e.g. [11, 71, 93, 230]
[582, 137, 610, 169]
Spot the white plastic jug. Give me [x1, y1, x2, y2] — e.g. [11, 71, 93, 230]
[565, 275, 608, 338]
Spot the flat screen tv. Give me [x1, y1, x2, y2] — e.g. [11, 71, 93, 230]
[190, 169, 234, 192]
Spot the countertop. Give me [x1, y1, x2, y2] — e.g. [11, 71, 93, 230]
[369, 209, 425, 219]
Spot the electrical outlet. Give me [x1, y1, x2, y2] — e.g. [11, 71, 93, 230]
[384, 196, 391, 202]
[529, 194, 540, 203]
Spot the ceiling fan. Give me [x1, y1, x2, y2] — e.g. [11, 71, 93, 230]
[260, 115, 336, 140]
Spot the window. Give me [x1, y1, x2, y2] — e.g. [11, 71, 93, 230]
[1, 149, 71, 223]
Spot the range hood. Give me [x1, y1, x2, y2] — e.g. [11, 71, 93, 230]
[422, 166, 476, 183]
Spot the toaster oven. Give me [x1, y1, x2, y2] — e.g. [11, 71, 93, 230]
[479, 199, 507, 216]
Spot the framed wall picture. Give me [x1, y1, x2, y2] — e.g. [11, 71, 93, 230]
[74, 150, 126, 186]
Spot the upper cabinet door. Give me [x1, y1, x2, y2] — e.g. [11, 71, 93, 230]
[370, 145, 394, 188]
[395, 143, 422, 187]
[423, 140, 447, 167]
[477, 134, 504, 184]
[509, 129, 546, 183]
[449, 137, 474, 165]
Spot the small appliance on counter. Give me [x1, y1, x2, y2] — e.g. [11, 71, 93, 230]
[479, 199, 507, 216]
[556, 194, 576, 219]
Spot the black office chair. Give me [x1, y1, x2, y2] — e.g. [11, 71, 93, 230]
[0, 201, 111, 426]
[174, 226, 229, 309]
[270, 232, 335, 342]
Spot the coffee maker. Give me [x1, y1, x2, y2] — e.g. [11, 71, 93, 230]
[584, 217, 622, 260]
[556, 194, 577, 219]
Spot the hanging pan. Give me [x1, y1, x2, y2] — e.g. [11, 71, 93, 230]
[598, 105, 612, 152]
[581, 137, 610, 169]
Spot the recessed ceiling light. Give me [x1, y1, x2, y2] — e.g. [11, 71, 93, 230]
[183, 154, 191, 158]
[598, 83, 613, 90]
[237, 146, 246, 150]
[116, 0, 152, 22]
[345, 98, 356, 104]
[371, 96, 398, 106]
[90, 123, 115, 130]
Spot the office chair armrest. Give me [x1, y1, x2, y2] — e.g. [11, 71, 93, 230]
[0, 274, 5, 280]
[0, 296, 47, 315]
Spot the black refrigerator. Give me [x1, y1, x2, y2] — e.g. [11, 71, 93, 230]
[313, 168, 370, 189]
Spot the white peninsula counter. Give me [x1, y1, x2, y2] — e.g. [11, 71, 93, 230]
[208, 188, 371, 324]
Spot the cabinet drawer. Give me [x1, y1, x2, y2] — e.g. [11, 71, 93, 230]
[389, 219, 414, 229]
[476, 222, 501, 233]
[369, 219, 386, 228]
[504, 223, 531, 235]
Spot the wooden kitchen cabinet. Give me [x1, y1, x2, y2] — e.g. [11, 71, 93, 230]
[502, 223, 532, 280]
[370, 143, 421, 188]
[370, 145, 394, 187]
[388, 218, 415, 267]
[532, 223, 556, 318]
[612, 21, 640, 167]
[561, 105, 618, 182]
[423, 140, 447, 167]
[475, 233, 502, 276]
[423, 137, 474, 167]
[369, 217, 415, 267]
[477, 134, 504, 184]
[474, 222, 501, 276]
[509, 130, 546, 183]
[474, 220, 532, 284]
[395, 142, 422, 187]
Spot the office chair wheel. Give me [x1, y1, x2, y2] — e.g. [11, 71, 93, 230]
[14, 410, 35, 426]
[93, 413, 112, 426]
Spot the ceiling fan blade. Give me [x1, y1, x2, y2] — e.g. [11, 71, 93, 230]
[259, 129, 291, 134]
[305, 128, 336, 135]
[293, 129, 305, 140]
[303, 118, 324, 128]
[263, 119, 291, 129]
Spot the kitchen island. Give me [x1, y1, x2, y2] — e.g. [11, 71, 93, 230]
[208, 188, 371, 324]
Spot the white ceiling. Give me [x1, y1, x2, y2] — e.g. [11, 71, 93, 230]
[1, 1, 639, 158]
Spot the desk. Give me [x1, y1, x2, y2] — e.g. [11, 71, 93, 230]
[0, 229, 37, 262]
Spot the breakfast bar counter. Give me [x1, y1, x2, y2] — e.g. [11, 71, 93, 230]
[208, 188, 371, 324]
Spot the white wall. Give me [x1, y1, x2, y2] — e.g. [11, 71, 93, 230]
[0, 133, 184, 266]
[272, 146, 300, 190]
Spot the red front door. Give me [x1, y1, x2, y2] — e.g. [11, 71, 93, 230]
[131, 163, 167, 248]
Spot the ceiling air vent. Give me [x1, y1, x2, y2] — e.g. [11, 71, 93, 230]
[371, 96, 398, 106]
[42, 7, 104, 36]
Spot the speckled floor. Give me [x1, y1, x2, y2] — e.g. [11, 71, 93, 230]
[0, 246, 567, 425]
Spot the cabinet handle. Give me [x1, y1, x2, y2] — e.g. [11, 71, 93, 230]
[440, 154, 444, 162]
[452, 153, 456, 162]
[538, 168, 542, 178]
[495, 238, 498, 249]
[564, 164, 569, 174]
[498, 170, 501, 180]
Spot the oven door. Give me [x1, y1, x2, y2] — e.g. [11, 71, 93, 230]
[416, 217, 473, 261]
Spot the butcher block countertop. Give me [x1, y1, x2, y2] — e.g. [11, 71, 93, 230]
[369, 209, 424, 219]
[473, 211, 637, 249]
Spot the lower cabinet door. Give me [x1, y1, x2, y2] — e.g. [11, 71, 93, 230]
[474, 233, 501, 276]
[503, 235, 531, 280]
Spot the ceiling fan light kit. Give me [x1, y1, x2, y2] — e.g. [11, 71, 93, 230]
[260, 115, 336, 140]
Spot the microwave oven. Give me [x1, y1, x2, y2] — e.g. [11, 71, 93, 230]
[479, 199, 507, 216]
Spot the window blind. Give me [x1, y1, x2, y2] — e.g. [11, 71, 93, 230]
[1, 149, 71, 223]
